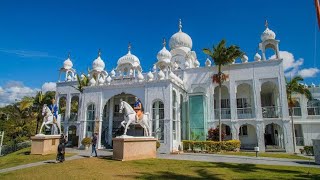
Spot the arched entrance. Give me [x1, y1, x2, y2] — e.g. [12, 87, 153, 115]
[221, 124, 232, 140]
[102, 93, 145, 148]
[239, 124, 257, 150]
[265, 123, 285, 150]
[68, 125, 78, 147]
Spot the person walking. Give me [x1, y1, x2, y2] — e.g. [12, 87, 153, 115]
[56, 134, 67, 163]
[91, 133, 98, 157]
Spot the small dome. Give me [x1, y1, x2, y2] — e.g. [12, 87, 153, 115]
[98, 77, 104, 85]
[205, 58, 211, 67]
[147, 71, 154, 81]
[311, 83, 315, 88]
[254, 53, 261, 61]
[194, 60, 200, 67]
[158, 70, 165, 80]
[63, 56, 73, 70]
[185, 61, 190, 69]
[92, 50, 105, 72]
[169, 19, 193, 50]
[241, 55, 249, 63]
[261, 21, 276, 41]
[137, 71, 144, 81]
[89, 78, 96, 86]
[110, 69, 116, 77]
[157, 39, 172, 61]
[117, 44, 140, 68]
[106, 76, 112, 84]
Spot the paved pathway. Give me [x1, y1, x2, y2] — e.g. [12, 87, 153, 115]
[157, 153, 320, 168]
[1, 149, 318, 174]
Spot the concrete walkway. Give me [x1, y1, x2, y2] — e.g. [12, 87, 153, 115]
[157, 153, 320, 168]
[1, 149, 318, 174]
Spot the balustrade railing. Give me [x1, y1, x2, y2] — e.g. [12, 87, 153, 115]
[307, 106, 320, 116]
[262, 106, 281, 118]
[288, 107, 302, 117]
[237, 107, 254, 119]
[214, 108, 231, 119]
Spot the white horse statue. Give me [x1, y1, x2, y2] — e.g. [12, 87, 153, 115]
[119, 99, 152, 136]
[38, 104, 62, 135]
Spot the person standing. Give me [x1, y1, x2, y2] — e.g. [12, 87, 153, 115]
[56, 134, 67, 163]
[91, 133, 98, 157]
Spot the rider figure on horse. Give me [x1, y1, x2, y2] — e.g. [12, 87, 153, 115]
[49, 97, 58, 124]
[134, 97, 143, 123]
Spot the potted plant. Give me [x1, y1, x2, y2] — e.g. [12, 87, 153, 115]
[81, 137, 91, 150]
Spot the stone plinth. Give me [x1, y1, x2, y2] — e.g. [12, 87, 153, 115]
[312, 139, 320, 165]
[31, 135, 61, 155]
[113, 136, 157, 161]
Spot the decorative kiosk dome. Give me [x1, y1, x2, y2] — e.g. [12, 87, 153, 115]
[117, 44, 141, 68]
[157, 39, 172, 61]
[261, 20, 276, 41]
[241, 55, 249, 63]
[92, 50, 105, 72]
[254, 53, 261, 61]
[169, 19, 193, 50]
[63, 53, 73, 70]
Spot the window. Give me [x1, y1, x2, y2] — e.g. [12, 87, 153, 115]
[307, 99, 320, 116]
[237, 98, 250, 108]
[239, 125, 248, 136]
[225, 125, 231, 136]
[152, 101, 164, 142]
[86, 104, 95, 137]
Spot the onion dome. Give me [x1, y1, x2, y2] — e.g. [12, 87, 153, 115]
[241, 55, 249, 63]
[117, 43, 140, 68]
[169, 19, 193, 50]
[152, 65, 157, 72]
[158, 70, 165, 80]
[254, 53, 261, 61]
[110, 69, 116, 77]
[147, 71, 154, 81]
[205, 58, 211, 67]
[63, 53, 73, 70]
[98, 77, 104, 85]
[157, 39, 172, 61]
[137, 71, 144, 82]
[311, 83, 316, 88]
[92, 50, 105, 72]
[194, 60, 200, 67]
[261, 20, 276, 41]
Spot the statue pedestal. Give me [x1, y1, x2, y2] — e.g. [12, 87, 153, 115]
[313, 139, 320, 164]
[31, 135, 61, 155]
[112, 136, 157, 161]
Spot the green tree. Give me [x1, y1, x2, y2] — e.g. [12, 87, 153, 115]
[73, 74, 89, 93]
[286, 76, 311, 153]
[203, 40, 244, 141]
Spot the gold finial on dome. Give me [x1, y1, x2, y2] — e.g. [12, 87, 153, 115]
[179, 19, 182, 32]
[265, 20, 268, 28]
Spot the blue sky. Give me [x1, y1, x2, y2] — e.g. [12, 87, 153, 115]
[0, 0, 319, 105]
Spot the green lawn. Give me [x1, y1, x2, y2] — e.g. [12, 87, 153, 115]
[0, 147, 76, 170]
[0, 157, 319, 180]
[219, 151, 312, 160]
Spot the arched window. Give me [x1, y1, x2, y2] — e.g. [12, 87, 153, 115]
[172, 91, 177, 140]
[307, 99, 320, 116]
[152, 100, 164, 142]
[86, 104, 95, 137]
[70, 96, 79, 121]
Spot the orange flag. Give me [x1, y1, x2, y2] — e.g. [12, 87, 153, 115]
[315, 0, 320, 29]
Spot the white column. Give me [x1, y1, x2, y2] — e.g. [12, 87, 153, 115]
[256, 121, 265, 152]
[253, 78, 262, 120]
[108, 98, 114, 146]
[283, 120, 294, 153]
[230, 83, 237, 120]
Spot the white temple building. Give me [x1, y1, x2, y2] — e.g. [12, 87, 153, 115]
[55, 20, 320, 154]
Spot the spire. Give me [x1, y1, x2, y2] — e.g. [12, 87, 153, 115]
[128, 42, 131, 54]
[265, 19, 268, 28]
[162, 38, 166, 47]
[98, 49, 101, 57]
[179, 19, 182, 32]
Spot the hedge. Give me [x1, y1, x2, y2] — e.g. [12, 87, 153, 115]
[1, 141, 31, 156]
[182, 140, 240, 153]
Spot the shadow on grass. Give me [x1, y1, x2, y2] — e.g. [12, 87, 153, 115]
[17, 151, 31, 155]
[294, 161, 318, 166]
[118, 170, 223, 180]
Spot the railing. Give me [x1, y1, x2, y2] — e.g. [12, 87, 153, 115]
[288, 107, 302, 117]
[237, 107, 254, 119]
[262, 106, 281, 118]
[307, 106, 320, 116]
[295, 137, 304, 146]
[214, 108, 231, 119]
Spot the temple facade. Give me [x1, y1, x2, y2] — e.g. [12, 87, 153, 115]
[55, 20, 319, 154]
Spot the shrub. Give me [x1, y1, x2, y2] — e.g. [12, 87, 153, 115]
[207, 128, 226, 141]
[156, 141, 161, 149]
[304, 146, 314, 156]
[81, 137, 91, 147]
[182, 140, 240, 153]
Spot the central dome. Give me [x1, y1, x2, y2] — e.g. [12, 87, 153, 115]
[169, 19, 193, 50]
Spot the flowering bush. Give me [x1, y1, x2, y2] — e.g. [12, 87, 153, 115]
[207, 128, 226, 141]
[182, 140, 240, 153]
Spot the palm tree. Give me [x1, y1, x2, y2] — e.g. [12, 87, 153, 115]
[73, 73, 89, 93]
[203, 39, 244, 141]
[286, 76, 312, 153]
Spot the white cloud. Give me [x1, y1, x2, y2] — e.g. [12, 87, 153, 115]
[298, 68, 320, 78]
[42, 82, 56, 93]
[0, 48, 61, 59]
[0, 81, 39, 107]
[270, 51, 319, 78]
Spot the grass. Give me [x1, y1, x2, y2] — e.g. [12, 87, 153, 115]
[0, 156, 319, 180]
[0, 147, 76, 170]
[219, 151, 312, 160]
